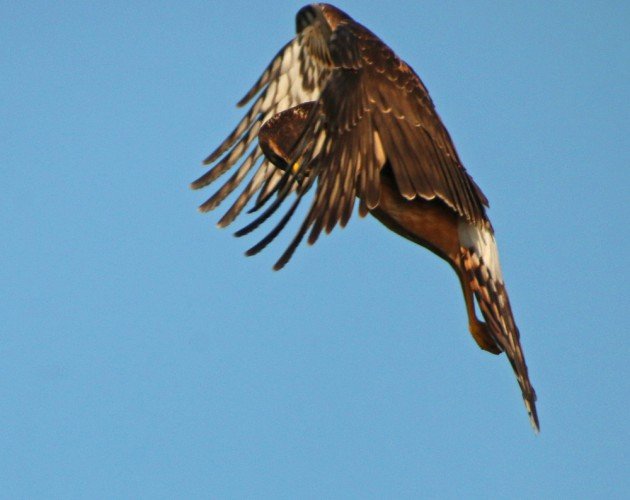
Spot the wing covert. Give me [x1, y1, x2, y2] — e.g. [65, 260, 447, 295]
[334, 22, 490, 224]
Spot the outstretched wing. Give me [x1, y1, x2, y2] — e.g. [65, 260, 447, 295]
[191, 12, 333, 227]
[244, 20, 492, 269]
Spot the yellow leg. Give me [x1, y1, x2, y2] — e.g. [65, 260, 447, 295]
[456, 266, 501, 355]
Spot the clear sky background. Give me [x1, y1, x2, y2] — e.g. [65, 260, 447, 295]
[2, 1, 629, 498]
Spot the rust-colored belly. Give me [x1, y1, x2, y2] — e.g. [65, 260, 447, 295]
[369, 173, 460, 265]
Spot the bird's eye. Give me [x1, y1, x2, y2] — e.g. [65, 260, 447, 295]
[269, 152, 289, 172]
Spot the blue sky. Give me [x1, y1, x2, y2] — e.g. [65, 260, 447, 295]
[2, 1, 629, 497]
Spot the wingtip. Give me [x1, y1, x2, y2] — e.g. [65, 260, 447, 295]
[202, 151, 219, 165]
[197, 200, 214, 213]
[191, 174, 210, 191]
[191, 178, 209, 191]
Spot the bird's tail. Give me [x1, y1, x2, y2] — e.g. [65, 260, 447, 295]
[459, 222, 539, 432]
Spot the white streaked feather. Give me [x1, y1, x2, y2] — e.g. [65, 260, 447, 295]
[280, 41, 297, 72]
[275, 72, 290, 99]
[312, 130, 327, 157]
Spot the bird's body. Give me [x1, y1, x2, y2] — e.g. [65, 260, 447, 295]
[372, 171, 499, 350]
[193, 3, 539, 431]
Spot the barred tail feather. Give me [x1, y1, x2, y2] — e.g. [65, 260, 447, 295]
[459, 223, 539, 432]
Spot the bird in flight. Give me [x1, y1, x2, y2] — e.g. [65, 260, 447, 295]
[192, 3, 539, 432]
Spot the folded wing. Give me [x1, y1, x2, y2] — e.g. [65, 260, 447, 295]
[243, 21, 492, 268]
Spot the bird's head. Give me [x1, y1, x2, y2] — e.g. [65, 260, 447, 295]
[258, 102, 316, 174]
[296, 4, 351, 34]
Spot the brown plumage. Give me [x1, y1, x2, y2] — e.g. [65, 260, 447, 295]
[193, 3, 539, 432]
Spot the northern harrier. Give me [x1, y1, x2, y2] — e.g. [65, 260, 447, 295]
[193, 4, 539, 431]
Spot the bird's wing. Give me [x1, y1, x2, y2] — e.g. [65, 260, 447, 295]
[333, 22, 490, 223]
[242, 21, 492, 268]
[191, 15, 333, 227]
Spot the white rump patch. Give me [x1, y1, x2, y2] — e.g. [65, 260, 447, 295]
[458, 222, 504, 283]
